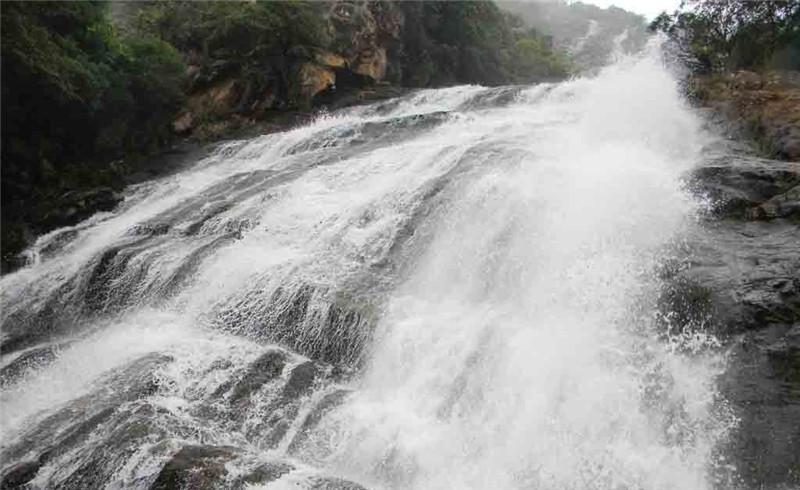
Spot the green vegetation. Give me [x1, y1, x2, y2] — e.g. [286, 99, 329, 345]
[650, 0, 800, 73]
[132, 1, 330, 108]
[1, 1, 185, 270]
[397, 2, 568, 86]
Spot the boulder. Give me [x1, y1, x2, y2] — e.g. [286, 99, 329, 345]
[689, 155, 800, 219]
[237, 461, 294, 486]
[298, 62, 336, 101]
[229, 349, 287, 403]
[718, 323, 800, 487]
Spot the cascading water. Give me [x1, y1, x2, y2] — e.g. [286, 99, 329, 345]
[1, 43, 739, 489]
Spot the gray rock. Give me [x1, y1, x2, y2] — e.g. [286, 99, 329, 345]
[1, 461, 40, 489]
[675, 220, 800, 334]
[688, 155, 799, 219]
[237, 461, 294, 486]
[150, 445, 240, 490]
[229, 349, 287, 403]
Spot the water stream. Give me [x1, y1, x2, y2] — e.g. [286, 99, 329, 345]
[1, 43, 738, 489]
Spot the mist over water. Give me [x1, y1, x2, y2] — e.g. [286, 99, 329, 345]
[1, 42, 738, 489]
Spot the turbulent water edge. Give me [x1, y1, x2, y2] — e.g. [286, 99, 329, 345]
[0, 43, 786, 489]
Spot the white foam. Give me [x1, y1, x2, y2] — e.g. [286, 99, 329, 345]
[0, 39, 736, 490]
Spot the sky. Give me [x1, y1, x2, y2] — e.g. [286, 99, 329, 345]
[577, 0, 683, 20]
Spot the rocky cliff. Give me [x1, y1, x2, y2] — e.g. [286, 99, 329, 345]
[169, 1, 406, 140]
[674, 71, 800, 486]
[156, 1, 568, 141]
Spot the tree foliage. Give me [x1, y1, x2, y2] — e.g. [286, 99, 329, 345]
[134, 1, 330, 60]
[397, 2, 568, 86]
[1, 1, 185, 268]
[133, 1, 331, 109]
[650, 0, 800, 73]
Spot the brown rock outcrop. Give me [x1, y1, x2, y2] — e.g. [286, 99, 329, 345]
[693, 70, 800, 161]
[297, 62, 336, 103]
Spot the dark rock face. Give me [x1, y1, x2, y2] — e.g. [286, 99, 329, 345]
[0, 353, 172, 488]
[150, 445, 240, 490]
[0, 461, 41, 489]
[0, 343, 64, 387]
[41, 188, 123, 230]
[237, 461, 295, 486]
[675, 148, 800, 488]
[677, 220, 800, 334]
[688, 155, 800, 220]
[229, 350, 288, 402]
[720, 324, 800, 487]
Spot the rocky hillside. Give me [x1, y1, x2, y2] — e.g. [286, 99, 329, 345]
[691, 70, 800, 161]
[1, 0, 569, 273]
[131, 1, 569, 140]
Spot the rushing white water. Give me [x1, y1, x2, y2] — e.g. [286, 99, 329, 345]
[1, 43, 737, 489]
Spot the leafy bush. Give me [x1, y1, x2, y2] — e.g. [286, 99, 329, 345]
[514, 33, 569, 79]
[1, 1, 186, 269]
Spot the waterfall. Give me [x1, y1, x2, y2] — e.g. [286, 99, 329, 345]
[1, 42, 737, 489]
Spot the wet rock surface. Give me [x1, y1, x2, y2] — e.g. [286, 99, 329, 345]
[677, 146, 800, 488]
[689, 155, 800, 220]
[0, 344, 64, 387]
[0, 461, 40, 489]
[720, 324, 800, 487]
[5, 77, 788, 489]
[150, 445, 240, 490]
[0, 346, 365, 489]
